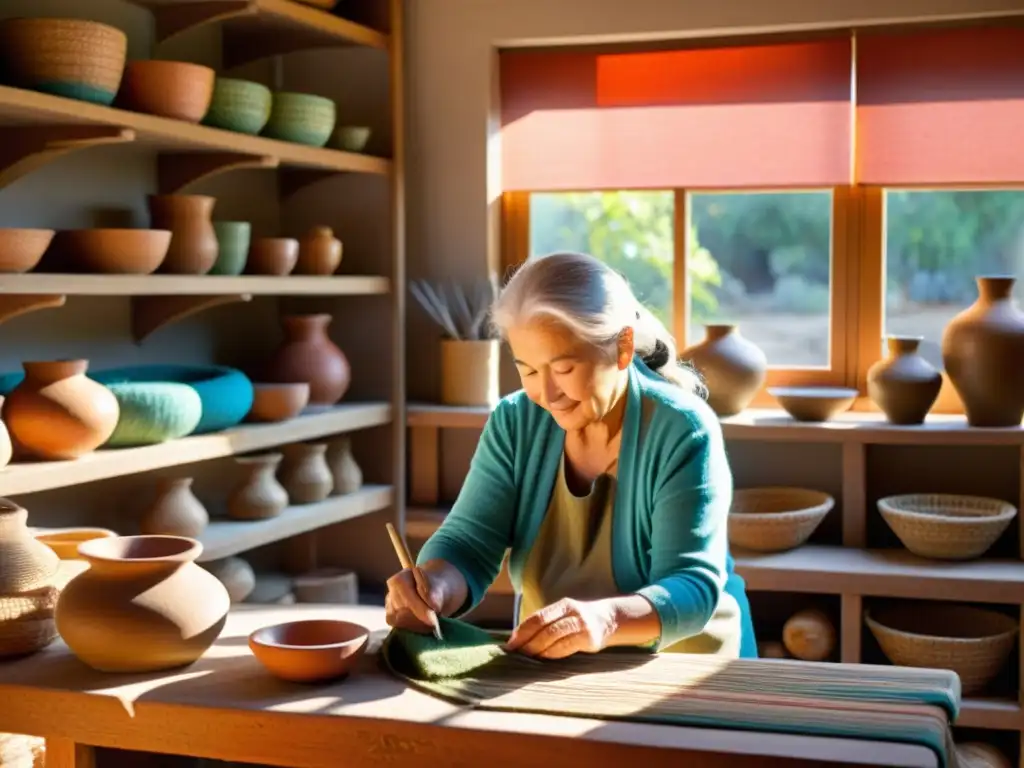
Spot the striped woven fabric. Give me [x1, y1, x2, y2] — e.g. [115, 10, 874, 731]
[381, 618, 961, 768]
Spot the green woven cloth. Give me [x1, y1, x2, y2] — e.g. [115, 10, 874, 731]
[381, 617, 961, 768]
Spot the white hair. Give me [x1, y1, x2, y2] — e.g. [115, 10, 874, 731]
[491, 252, 705, 396]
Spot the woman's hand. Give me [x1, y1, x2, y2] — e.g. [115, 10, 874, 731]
[505, 597, 616, 659]
[385, 566, 446, 633]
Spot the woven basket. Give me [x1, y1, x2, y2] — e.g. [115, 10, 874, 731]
[865, 604, 1017, 696]
[727, 487, 834, 552]
[0, 18, 127, 106]
[0, 585, 58, 659]
[877, 494, 1016, 560]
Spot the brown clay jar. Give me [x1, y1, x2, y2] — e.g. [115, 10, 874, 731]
[867, 336, 942, 425]
[147, 194, 219, 274]
[0, 499, 61, 659]
[279, 442, 333, 504]
[139, 477, 209, 538]
[55, 535, 230, 673]
[942, 276, 1024, 427]
[327, 435, 362, 495]
[227, 453, 289, 520]
[679, 325, 767, 416]
[3, 360, 120, 460]
[266, 314, 351, 404]
[295, 226, 343, 275]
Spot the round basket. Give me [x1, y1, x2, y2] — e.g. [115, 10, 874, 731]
[727, 487, 834, 552]
[102, 382, 202, 447]
[0, 585, 59, 659]
[865, 604, 1017, 695]
[877, 494, 1017, 560]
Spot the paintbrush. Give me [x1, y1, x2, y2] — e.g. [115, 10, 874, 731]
[385, 522, 444, 641]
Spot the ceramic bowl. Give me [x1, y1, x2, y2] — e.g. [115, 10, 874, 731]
[768, 386, 859, 422]
[249, 619, 370, 683]
[246, 237, 299, 275]
[57, 228, 171, 274]
[248, 382, 310, 423]
[334, 125, 371, 152]
[0, 229, 54, 273]
[34, 527, 117, 560]
[263, 92, 336, 147]
[204, 78, 273, 135]
[118, 60, 215, 123]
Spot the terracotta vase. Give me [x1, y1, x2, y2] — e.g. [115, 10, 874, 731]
[942, 276, 1024, 427]
[55, 535, 230, 672]
[266, 314, 351, 405]
[327, 435, 362, 495]
[295, 226, 343, 275]
[204, 556, 255, 603]
[679, 325, 768, 416]
[227, 453, 289, 519]
[147, 194, 218, 274]
[2, 360, 120, 460]
[139, 477, 209, 538]
[867, 336, 942, 425]
[0, 499, 61, 659]
[279, 442, 333, 504]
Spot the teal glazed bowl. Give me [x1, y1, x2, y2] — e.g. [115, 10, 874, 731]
[0, 17, 127, 106]
[204, 78, 272, 135]
[263, 92, 336, 147]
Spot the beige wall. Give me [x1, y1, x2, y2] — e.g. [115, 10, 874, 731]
[403, 0, 1024, 400]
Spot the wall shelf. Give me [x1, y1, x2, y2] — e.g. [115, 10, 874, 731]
[0, 403, 391, 497]
[0, 274, 391, 296]
[0, 85, 391, 183]
[199, 484, 394, 562]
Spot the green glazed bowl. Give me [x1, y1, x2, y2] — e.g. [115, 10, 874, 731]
[210, 221, 251, 276]
[263, 92, 336, 147]
[203, 78, 272, 135]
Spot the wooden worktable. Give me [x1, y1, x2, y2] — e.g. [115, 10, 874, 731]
[0, 605, 938, 768]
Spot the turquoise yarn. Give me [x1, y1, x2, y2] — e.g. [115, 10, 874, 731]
[104, 382, 202, 447]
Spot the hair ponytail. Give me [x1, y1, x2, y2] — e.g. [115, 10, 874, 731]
[491, 251, 706, 398]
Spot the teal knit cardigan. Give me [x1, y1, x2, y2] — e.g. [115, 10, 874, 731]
[418, 358, 757, 656]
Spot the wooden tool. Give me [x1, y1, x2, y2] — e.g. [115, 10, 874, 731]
[386, 522, 443, 641]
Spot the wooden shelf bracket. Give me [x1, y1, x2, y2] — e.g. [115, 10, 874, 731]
[157, 152, 279, 194]
[278, 168, 345, 198]
[146, 0, 254, 43]
[131, 294, 253, 343]
[0, 126, 134, 191]
[0, 295, 67, 326]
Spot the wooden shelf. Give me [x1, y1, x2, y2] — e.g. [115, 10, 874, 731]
[407, 403, 1024, 446]
[957, 698, 1021, 731]
[199, 484, 394, 562]
[735, 545, 1024, 603]
[0, 85, 390, 177]
[129, 0, 388, 66]
[0, 274, 391, 296]
[0, 402, 390, 497]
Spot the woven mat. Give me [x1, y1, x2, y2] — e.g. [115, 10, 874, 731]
[381, 618, 961, 768]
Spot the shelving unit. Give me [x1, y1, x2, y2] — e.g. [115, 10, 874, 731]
[0, 0, 405, 605]
[406, 401, 1024, 740]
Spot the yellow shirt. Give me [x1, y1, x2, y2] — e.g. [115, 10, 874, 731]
[520, 452, 741, 656]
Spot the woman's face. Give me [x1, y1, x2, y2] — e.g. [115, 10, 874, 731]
[507, 317, 632, 431]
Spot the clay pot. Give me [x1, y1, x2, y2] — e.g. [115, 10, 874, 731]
[117, 60, 215, 123]
[0, 499, 62, 658]
[295, 226, 343, 275]
[3, 360, 119, 460]
[266, 314, 351, 404]
[55, 535, 230, 672]
[327, 435, 362, 495]
[34, 528, 116, 560]
[147, 194, 219, 274]
[246, 237, 298, 275]
[867, 336, 942, 425]
[279, 442, 333, 504]
[679, 325, 767, 416]
[204, 556, 255, 603]
[139, 477, 209, 538]
[227, 453, 289, 520]
[57, 228, 171, 274]
[248, 382, 310, 422]
[942, 276, 1024, 427]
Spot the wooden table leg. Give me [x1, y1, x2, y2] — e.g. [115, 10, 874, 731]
[45, 738, 96, 768]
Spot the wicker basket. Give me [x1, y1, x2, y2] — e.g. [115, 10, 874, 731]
[727, 487, 834, 552]
[865, 604, 1017, 696]
[877, 494, 1017, 560]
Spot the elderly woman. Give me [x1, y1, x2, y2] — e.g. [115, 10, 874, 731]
[387, 251, 757, 659]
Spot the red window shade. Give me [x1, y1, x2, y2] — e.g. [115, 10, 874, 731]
[857, 26, 1024, 185]
[499, 40, 853, 192]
